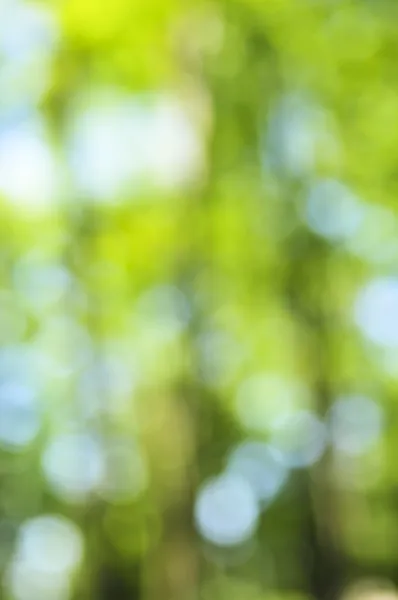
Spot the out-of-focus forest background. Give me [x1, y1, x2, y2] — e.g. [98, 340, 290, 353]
[1, 0, 398, 599]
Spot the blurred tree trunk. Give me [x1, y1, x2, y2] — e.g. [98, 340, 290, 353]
[284, 229, 346, 600]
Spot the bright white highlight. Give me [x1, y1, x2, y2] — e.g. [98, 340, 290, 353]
[305, 179, 364, 241]
[0, 120, 59, 211]
[16, 515, 84, 575]
[68, 93, 202, 201]
[42, 433, 104, 502]
[7, 515, 83, 600]
[354, 277, 398, 348]
[194, 474, 260, 546]
[0, 1, 59, 108]
[0, 1, 58, 63]
[0, 382, 40, 450]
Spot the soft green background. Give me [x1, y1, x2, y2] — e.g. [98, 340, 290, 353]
[1, 0, 398, 599]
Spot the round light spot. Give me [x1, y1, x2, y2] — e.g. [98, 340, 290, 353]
[13, 259, 70, 314]
[0, 382, 40, 450]
[0, 3, 59, 109]
[305, 179, 364, 242]
[269, 410, 326, 468]
[15, 515, 84, 575]
[227, 441, 287, 504]
[68, 93, 202, 201]
[329, 395, 383, 455]
[42, 433, 104, 502]
[0, 2, 58, 63]
[0, 120, 59, 211]
[0, 344, 35, 383]
[78, 355, 136, 419]
[194, 474, 260, 547]
[354, 277, 398, 348]
[34, 316, 92, 374]
[266, 95, 317, 176]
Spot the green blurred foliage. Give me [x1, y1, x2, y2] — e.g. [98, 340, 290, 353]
[1, 0, 398, 599]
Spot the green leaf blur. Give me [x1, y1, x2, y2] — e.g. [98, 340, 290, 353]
[0, 0, 398, 599]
